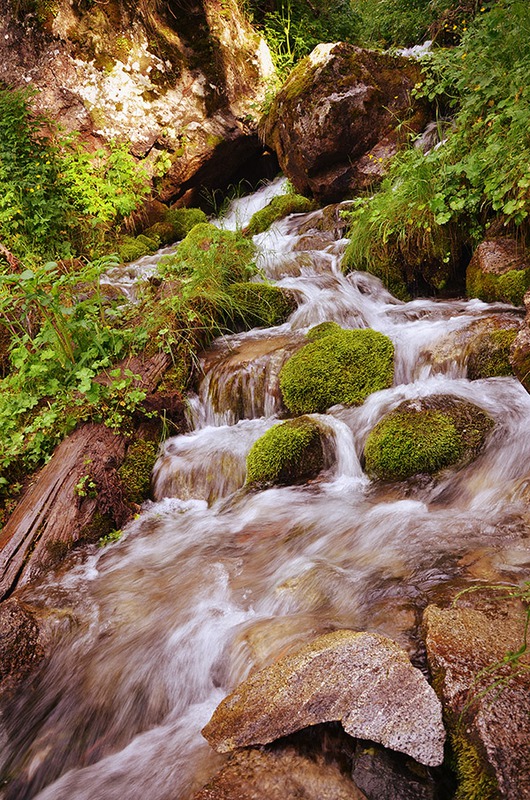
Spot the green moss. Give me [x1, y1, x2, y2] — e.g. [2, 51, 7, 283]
[305, 321, 343, 342]
[135, 234, 159, 253]
[246, 416, 324, 486]
[225, 283, 297, 330]
[244, 194, 314, 237]
[118, 439, 158, 504]
[166, 207, 208, 240]
[364, 396, 494, 481]
[466, 263, 530, 306]
[467, 329, 518, 380]
[451, 731, 499, 800]
[279, 328, 394, 415]
[144, 221, 178, 246]
[364, 410, 463, 481]
[118, 236, 153, 263]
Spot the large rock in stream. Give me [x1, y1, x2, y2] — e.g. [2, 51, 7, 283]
[466, 238, 530, 306]
[202, 630, 446, 767]
[262, 43, 429, 202]
[423, 590, 530, 799]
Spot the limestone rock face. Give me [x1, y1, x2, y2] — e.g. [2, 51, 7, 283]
[262, 43, 429, 202]
[466, 238, 530, 305]
[423, 592, 530, 799]
[0, 0, 274, 204]
[202, 630, 446, 766]
[192, 745, 368, 800]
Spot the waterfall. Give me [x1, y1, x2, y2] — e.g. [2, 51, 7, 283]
[1, 180, 528, 800]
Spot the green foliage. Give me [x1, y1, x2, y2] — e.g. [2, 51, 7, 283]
[246, 415, 324, 485]
[244, 193, 314, 236]
[161, 224, 256, 285]
[343, 1, 530, 293]
[0, 86, 149, 264]
[467, 329, 518, 379]
[279, 327, 394, 414]
[98, 528, 123, 547]
[225, 282, 297, 329]
[364, 409, 464, 480]
[119, 439, 158, 504]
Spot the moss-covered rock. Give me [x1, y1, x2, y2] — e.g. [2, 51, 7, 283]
[467, 328, 518, 380]
[135, 233, 159, 253]
[244, 194, 314, 237]
[246, 416, 325, 486]
[305, 321, 343, 342]
[164, 223, 256, 285]
[167, 207, 208, 239]
[118, 439, 159, 504]
[342, 240, 411, 301]
[466, 238, 530, 306]
[364, 396, 494, 481]
[279, 328, 394, 415]
[118, 236, 154, 263]
[226, 282, 297, 330]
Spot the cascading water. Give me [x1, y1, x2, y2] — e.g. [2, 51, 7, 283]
[1, 181, 529, 800]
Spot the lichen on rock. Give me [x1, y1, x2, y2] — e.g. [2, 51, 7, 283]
[364, 395, 494, 481]
[279, 327, 394, 415]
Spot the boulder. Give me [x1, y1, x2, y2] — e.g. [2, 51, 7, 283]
[192, 744, 367, 800]
[202, 630, 446, 767]
[364, 395, 493, 481]
[262, 43, 429, 202]
[243, 194, 315, 237]
[279, 327, 394, 415]
[246, 416, 326, 487]
[423, 590, 530, 799]
[429, 315, 521, 379]
[466, 238, 530, 306]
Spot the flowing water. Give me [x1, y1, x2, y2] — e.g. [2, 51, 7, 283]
[1, 182, 530, 799]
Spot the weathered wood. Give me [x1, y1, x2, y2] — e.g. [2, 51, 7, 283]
[0, 424, 128, 600]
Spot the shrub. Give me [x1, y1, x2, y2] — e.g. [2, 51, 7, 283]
[279, 327, 394, 414]
[246, 416, 324, 485]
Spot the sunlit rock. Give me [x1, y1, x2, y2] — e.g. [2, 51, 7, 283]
[202, 630, 446, 766]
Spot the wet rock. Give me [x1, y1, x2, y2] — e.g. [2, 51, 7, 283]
[510, 289, 530, 392]
[246, 416, 326, 487]
[192, 741, 367, 800]
[429, 315, 521, 379]
[351, 741, 442, 800]
[364, 395, 494, 481]
[423, 590, 530, 799]
[466, 238, 530, 306]
[262, 43, 429, 202]
[202, 630, 446, 766]
[279, 327, 394, 415]
[0, 598, 43, 697]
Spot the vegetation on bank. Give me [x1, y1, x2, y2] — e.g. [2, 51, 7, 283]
[342, 0, 530, 294]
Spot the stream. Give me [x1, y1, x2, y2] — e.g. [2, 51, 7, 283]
[1, 180, 530, 799]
